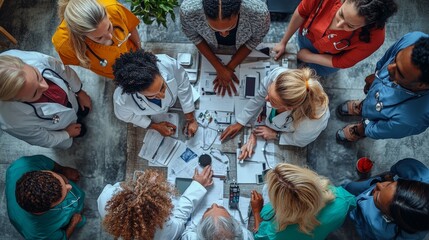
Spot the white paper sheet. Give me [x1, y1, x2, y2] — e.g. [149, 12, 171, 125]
[139, 130, 186, 165]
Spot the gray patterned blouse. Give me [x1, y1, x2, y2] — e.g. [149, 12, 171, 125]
[180, 0, 270, 50]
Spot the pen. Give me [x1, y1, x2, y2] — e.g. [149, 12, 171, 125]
[152, 138, 165, 159]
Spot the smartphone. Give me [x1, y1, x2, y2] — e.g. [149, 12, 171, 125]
[245, 75, 257, 98]
[229, 182, 240, 209]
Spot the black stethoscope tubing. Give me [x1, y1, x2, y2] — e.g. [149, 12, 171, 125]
[24, 68, 73, 124]
[85, 26, 127, 67]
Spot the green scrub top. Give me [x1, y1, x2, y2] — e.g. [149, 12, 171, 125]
[254, 186, 356, 240]
[5, 155, 85, 240]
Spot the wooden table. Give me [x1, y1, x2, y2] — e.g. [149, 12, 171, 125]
[126, 43, 306, 188]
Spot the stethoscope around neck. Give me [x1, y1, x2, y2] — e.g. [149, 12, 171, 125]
[131, 83, 175, 111]
[24, 68, 70, 124]
[86, 26, 130, 67]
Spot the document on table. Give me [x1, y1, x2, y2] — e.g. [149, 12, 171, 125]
[171, 147, 228, 178]
[139, 129, 186, 165]
[236, 137, 275, 183]
[151, 112, 179, 138]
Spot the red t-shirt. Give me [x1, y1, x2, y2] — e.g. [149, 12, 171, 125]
[33, 80, 69, 107]
[297, 0, 385, 68]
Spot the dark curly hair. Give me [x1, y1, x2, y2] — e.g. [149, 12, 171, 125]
[411, 36, 429, 84]
[113, 49, 160, 94]
[348, 0, 398, 43]
[203, 0, 242, 20]
[15, 171, 63, 213]
[390, 179, 429, 236]
[103, 170, 175, 240]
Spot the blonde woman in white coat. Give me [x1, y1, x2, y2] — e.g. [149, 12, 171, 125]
[221, 67, 329, 159]
[113, 50, 197, 137]
[0, 50, 92, 149]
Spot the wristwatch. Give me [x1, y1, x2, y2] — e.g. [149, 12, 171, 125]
[276, 132, 280, 140]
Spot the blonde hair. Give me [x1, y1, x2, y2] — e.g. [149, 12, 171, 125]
[266, 163, 335, 234]
[58, 0, 106, 67]
[274, 68, 329, 127]
[103, 170, 174, 240]
[0, 55, 26, 101]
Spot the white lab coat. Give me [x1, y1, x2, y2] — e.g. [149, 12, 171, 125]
[97, 180, 207, 240]
[0, 50, 82, 149]
[236, 67, 330, 147]
[113, 54, 195, 128]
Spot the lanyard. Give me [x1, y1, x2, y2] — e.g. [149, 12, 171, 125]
[302, 0, 324, 36]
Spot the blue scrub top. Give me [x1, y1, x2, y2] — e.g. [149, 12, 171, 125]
[5, 155, 85, 240]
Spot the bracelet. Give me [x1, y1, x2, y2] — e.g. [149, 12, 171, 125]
[276, 132, 280, 140]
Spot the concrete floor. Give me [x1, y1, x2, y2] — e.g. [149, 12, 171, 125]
[0, 0, 429, 239]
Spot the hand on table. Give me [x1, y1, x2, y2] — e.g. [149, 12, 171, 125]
[272, 42, 288, 61]
[238, 133, 257, 160]
[220, 123, 244, 142]
[151, 121, 177, 136]
[184, 118, 198, 137]
[213, 65, 239, 96]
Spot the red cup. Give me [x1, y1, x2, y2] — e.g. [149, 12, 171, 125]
[356, 157, 373, 179]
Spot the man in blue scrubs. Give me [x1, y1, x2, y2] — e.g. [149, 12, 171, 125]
[336, 32, 429, 142]
[5, 155, 85, 239]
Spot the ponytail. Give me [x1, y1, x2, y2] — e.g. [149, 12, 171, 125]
[274, 68, 329, 127]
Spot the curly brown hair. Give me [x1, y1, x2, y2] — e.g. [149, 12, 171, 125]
[15, 171, 62, 213]
[103, 170, 175, 240]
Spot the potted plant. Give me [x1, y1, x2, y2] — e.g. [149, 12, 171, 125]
[127, 0, 179, 28]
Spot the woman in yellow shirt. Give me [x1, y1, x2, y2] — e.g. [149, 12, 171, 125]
[52, 0, 141, 79]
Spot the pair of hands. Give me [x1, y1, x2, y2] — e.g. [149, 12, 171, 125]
[222, 123, 278, 159]
[213, 65, 239, 96]
[151, 120, 198, 137]
[193, 165, 213, 187]
[65, 90, 92, 138]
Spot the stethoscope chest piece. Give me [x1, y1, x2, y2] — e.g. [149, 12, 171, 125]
[100, 59, 108, 67]
[52, 115, 60, 124]
[375, 102, 383, 112]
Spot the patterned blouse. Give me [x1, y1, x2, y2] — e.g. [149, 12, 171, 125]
[180, 0, 270, 51]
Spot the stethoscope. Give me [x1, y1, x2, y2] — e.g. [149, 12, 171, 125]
[302, 0, 355, 51]
[301, 0, 324, 36]
[86, 26, 130, 67]
[131, 83, 175, 111]
[24, 68, 71, 124]
[371, 70, 423, 112]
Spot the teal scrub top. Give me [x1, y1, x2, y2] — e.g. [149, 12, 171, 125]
[5, 155, 85, 240]
[255, 186, 356, 240]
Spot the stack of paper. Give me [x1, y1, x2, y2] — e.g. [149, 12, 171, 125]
[139, 129, 186, 166]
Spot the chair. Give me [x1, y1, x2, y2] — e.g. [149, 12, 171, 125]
[0, 0, 18, 45]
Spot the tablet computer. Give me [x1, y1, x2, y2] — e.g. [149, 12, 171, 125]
[175, 177, 193, 195]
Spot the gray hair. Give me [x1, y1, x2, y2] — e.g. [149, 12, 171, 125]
[197, 215, 244, 240]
